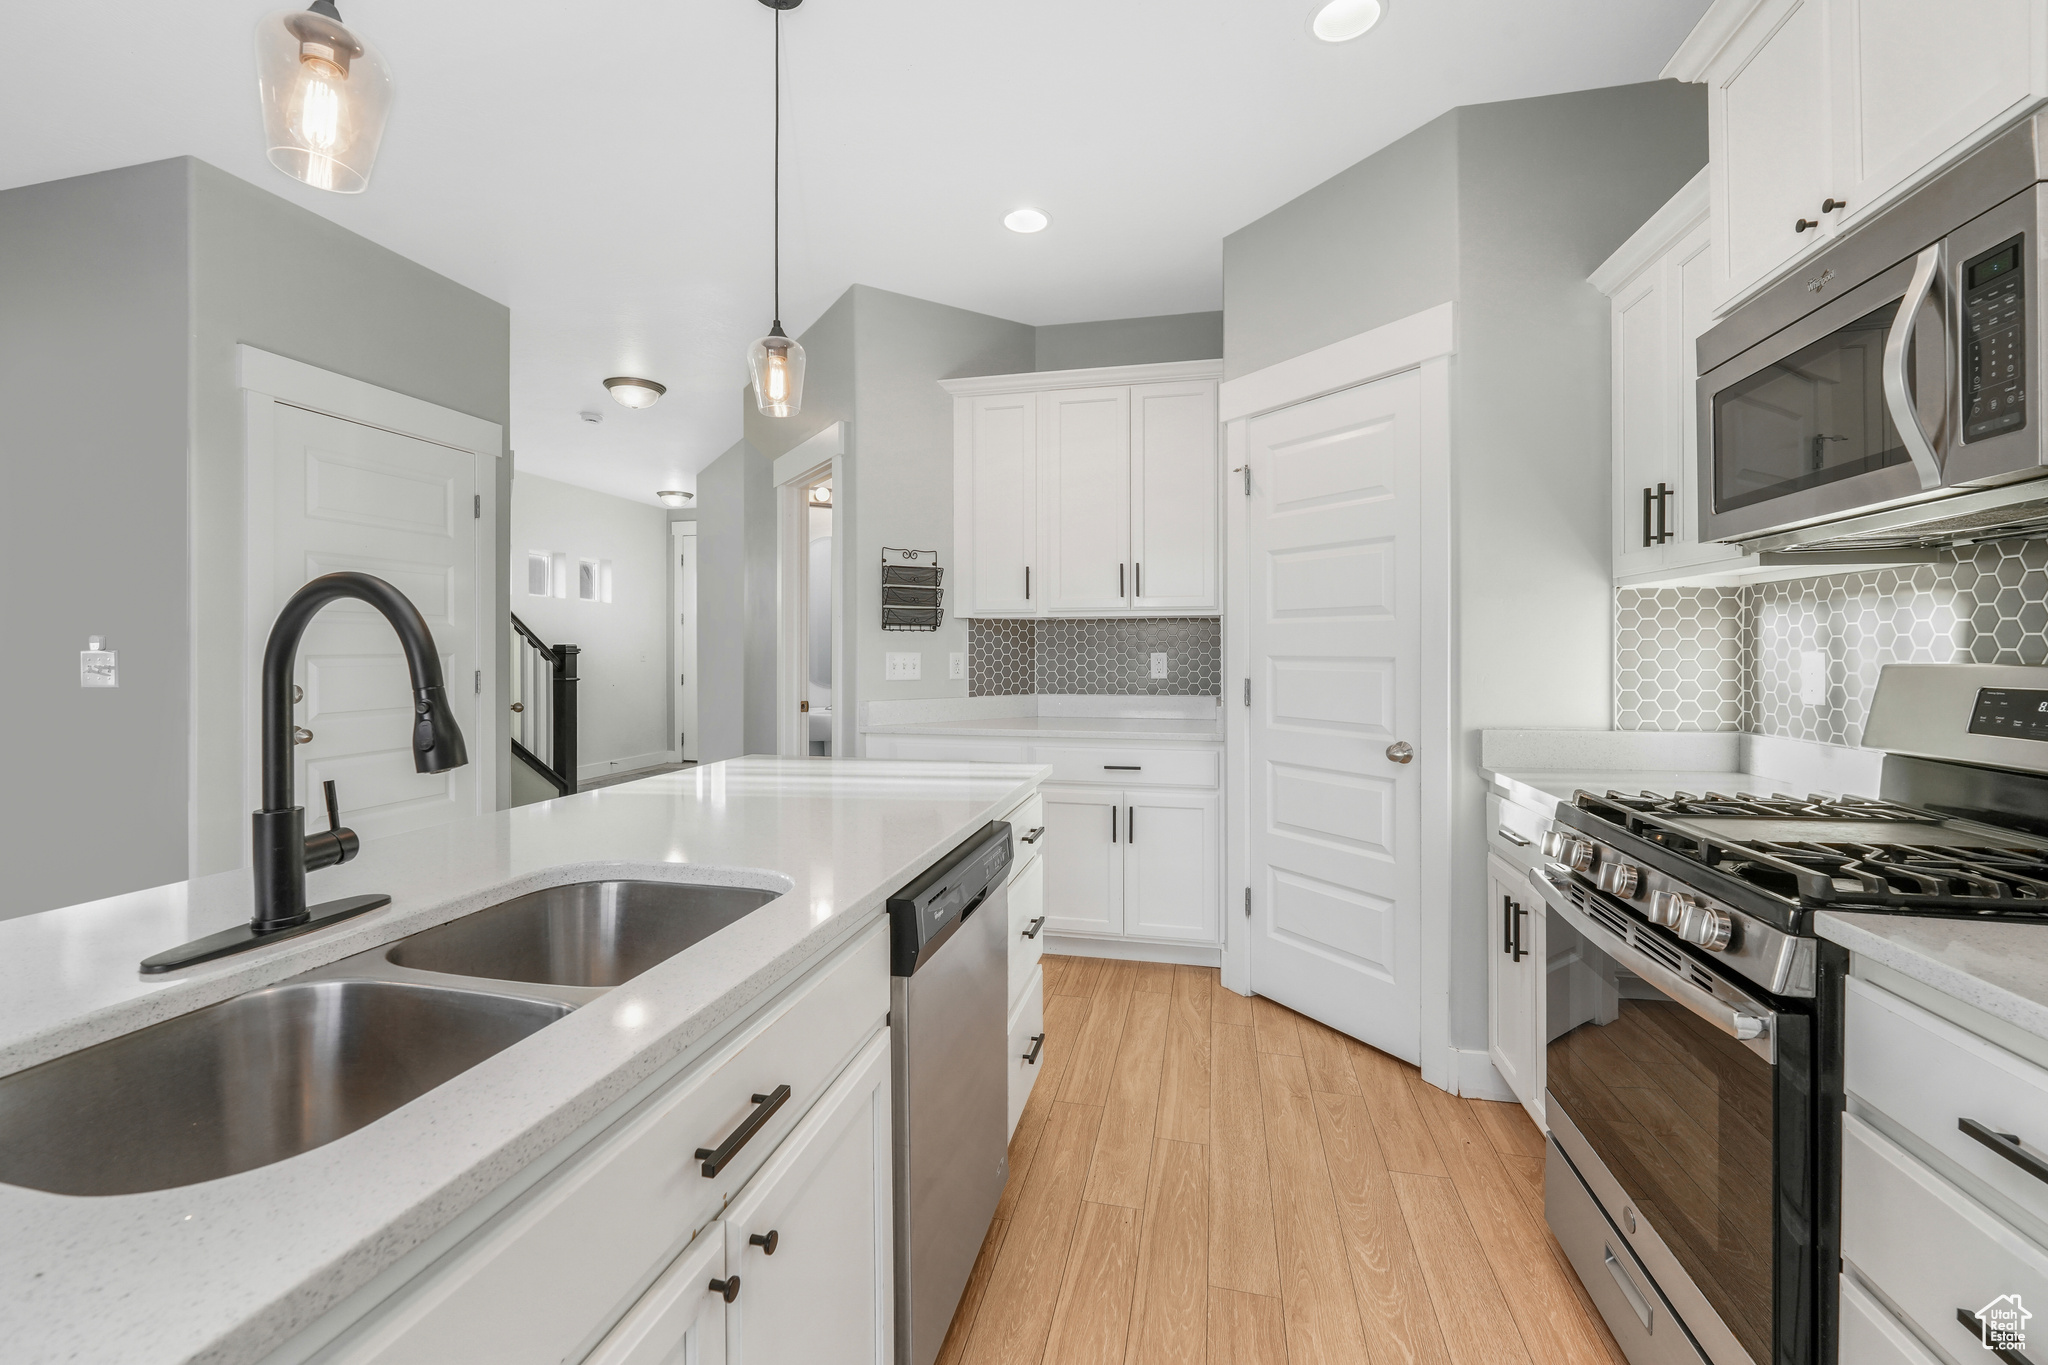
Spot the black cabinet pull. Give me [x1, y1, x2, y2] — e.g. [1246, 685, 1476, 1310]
[750, 1229, 780, 1255]
[695, 1085, 790, 1177]
[1021, 826, 1045, 844]
[1119, 563, 1125, 597]
[1502, 894, 1514, 956]
[1513, 900, 1528, 963]
[1822, 197, 1847, 214]
[710, 1276, 741, 1303]
[1135, 562, 1141, 597]
[1960, 1117, 2048, 1186]
[1023, 1033, 1045, 1065]
[1957, 1307, 2030, 1365]
[1128, 806, 1135, 843]
[1025, 566, 1030, 600]
[1795, 217, 1819, 232]
[1022, 916, 1045, 939]
[1653, 483, 1674, 545]
[1104, 764, 1142, 770]
[1111, 806, 1117, 843]
[1641, 486, 1653, 548]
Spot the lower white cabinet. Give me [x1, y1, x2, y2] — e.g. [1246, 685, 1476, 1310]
[1008, 853, 1045, 1007]
[1040, 782, 1219, 944]
[583, 1227, 728, 1365]
[1486, 854, 1543, 1125]
[1007, 967, 1045, 1136]
[1041, 786, 1122, 935]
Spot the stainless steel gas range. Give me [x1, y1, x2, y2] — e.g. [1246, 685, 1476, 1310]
[1532, 664, 2048, 1365]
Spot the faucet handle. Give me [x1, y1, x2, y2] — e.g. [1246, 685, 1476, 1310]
[322, 779, 342, 834]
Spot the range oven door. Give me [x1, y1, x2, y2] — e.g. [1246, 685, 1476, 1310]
[1538, 872, 1817, 1365]
[1698, 183, 2045, 548]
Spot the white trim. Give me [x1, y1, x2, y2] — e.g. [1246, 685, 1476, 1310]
[237, 346, 503, 459]
[1041, 933, 1222, 969]
[1589, 169, 1711, 295]
[774, 441, 846, 758]
[940, 358, 1223, 398]
[1454, 1049, 1519, 1102]
[673, 522, 698, 764]
[772, 421, 846, 488]
[1661, 0, 1769, 81]
[576, 749, 675, 783]
[1217, 302, 1455, 422]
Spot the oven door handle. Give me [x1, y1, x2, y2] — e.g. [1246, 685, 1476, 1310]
[1883, 242, 1948, 491]
[1537, 872, 1774, 1054]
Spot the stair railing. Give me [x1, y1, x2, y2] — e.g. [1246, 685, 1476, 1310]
[510, 613, 579, 795]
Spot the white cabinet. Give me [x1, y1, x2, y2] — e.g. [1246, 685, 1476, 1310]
[998, 783, 1048, 1138]
[583, 1228, 728, 1365]
[1040, 782, 1220, 944]
[1486, 855, 1542, 1125]
[1007, 968, 1045, 1136]
[1040, 785, 1123, 935]
[1671, 0, 2045, 312]
[945, 360, 1222, 619]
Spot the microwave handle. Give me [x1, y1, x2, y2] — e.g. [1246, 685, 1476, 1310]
[1882, 243, 1948, 491]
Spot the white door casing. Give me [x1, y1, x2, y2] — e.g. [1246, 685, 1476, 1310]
[1243, 369, 1426, 1064]
[674, 522, 698, 763]
[772, 424, 846, 759]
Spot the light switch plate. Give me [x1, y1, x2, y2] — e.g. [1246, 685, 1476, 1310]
[1150, 652, 1169, 679]
[1799, 650, 1827, 706]
[949, 652, 964, 680]
[887, 652, 922, 681]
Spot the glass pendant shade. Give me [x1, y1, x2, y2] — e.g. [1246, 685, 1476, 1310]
[749, 327, 806, 418]
[255, 6, 393, 194]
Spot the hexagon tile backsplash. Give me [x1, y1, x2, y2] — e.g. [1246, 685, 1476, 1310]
[1618, 541, 2048, 746]
[968, 617, 1222, 696]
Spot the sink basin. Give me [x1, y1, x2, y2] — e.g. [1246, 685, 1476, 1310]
[386, 880, 781, 988]
[0, 980, 570, 1196]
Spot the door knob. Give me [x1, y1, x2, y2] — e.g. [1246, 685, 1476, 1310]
[293, 726, 314, 745]
[509, 702, 524, 713]
[1385, 742, 1414, 764]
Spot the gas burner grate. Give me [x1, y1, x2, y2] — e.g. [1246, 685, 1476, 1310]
[1598, 791, 1930, 822]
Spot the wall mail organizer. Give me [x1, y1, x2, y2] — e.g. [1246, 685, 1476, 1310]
[881, 547, 943, 631]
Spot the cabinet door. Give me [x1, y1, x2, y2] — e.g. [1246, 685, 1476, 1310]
[583, 1229, 727, 1365]
[1664, 220, 1747, 571]
[1007, 967, 1045, 1138]
[1829, 0, 2035, 234]
[961, 394, 1038, 614]
[1008, 851, 1046, 1007]
[1610, 269, 1675, 577]
[1124, 789, 1221, 943]
[1040, 784, 1123, 935]
[1486, 858, 1540, 1115]
[1712, 0, 1833, 305]
[724, 1031, 891, 1365]
[1038, 387, 1133, 614]
[1130, 381, 1220, 612]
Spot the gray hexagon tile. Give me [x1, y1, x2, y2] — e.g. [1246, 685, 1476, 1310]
[968, 617, 1221, 696]
[1615, 587, 1750, 732]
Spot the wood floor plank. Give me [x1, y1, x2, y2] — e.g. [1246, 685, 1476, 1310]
[1125, 1140, 1208, 1365]
[965, 1101, 1106, 1365]
[1391, 1171, 1534, 1365]
[998, 990, 1091, 1222]
[1060, 955, 1107, 998]
[1041, 1200, 1142, 1365]
[1299, 1016, 1362, 1096]
[1314, 1090, 1453, 1365]
[1205, 1289, 1288, 1365]
[937, 1217, 1010, 1365]
[1211, 973, 1253, 1028]
[1207, 1022, 1281, 1296]
[1158, 959, 1212, 1145]
[1127, 959, 1176, 994]
[1085, 988, 1170, 1208]
[1348, 1041, 1446, 1177]
[1250, 996, 1304, 1056]
[1041, 954, 1069, 997]
[1258, 1052, 1373, 1365]
[1061, 964, 1136, 1106]
[1499, 1151, 1545, 1226]
[1473, 1100, 1547, 1163]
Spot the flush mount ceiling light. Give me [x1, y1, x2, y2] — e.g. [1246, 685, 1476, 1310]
[255, 1, 393, 193]
[657, 490, 694, 508]
[747, 0, 806, 419]
[1309, 0, 1385, 42]
[603, 376, 667, 409]
[1003, 208, 1050, 234]
[807, 483, 832, 509]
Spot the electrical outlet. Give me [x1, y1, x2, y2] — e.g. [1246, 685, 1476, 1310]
[1798, 650, 1828, 706]
[949, 652, 964, 680]
[1150, 652, 1168, 679]
[887, 652, 922, 681]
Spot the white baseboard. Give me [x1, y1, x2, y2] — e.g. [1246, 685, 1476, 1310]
[576, 749, 674, 783]
[1041, 933, 1222, 968]
[1451, 1047, 1519, 1102]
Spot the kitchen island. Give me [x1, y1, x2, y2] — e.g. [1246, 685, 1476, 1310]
[0, 756, 1046, 1365]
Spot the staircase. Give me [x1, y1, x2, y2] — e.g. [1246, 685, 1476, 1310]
[510, 614, 579, 796]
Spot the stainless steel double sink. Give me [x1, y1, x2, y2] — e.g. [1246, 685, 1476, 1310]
[0, 880, 782, 1196]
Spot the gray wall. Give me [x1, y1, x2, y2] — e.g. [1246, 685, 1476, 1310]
[671, 433, 775, 762]
[0, 161, 193, 918]
[1034, 311, 1222, 372]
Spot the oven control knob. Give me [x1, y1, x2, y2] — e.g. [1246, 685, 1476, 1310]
[1540, 833, 1598, 872]
[1648, 890, 1692, 929]
[1678, 903, 1735, 952]
[1539, 831, 1574, 861]
[1595, 863, 1641, 898]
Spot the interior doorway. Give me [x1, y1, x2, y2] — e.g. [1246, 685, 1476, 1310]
[774, 422, 847, 758]
[804, 479, 835, 755]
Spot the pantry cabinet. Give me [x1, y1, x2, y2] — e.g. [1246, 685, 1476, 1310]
[946, 360, 1222, 619]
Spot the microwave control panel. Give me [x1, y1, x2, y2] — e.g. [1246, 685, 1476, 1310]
[1963, 234, 2027, 443]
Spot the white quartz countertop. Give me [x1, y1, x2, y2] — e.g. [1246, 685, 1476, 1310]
[0, 756, 1046, 1365]
[1817, 911, 2048, 1042]
[1490, 769, 1773, 815]
[863, 714, 1222, 742]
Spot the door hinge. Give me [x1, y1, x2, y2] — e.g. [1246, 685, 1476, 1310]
[474, 669, 481, 694]
[1234, 464, 1250, 496]
[1243, 677, 1251, 707]
[1244, 887, 1252, 918]
[680, 553, 686, 566]
[473, 494, 481, 519]
[680, 673, 687, 685]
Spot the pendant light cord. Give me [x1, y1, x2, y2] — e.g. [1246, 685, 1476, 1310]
[772, 4, 781, 327]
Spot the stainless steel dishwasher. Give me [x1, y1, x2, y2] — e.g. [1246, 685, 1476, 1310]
[888, 820, 1012, 1365]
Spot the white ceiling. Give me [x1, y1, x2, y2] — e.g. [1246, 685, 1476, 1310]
[0, 0, 1709, 505]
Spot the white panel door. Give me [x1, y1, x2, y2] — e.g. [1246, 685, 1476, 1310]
[1040, 784, 1122, 935]
[1245, 371, 1423, 1062]
[1714, 0, 1832, 302]
[1611, 270, 1674, 577]
[1125, 789, 1220, 943]
[582, 1227, 727, 1365]
[965, 394, 1037, 614]
[1130, 381, 1220, 612]
[1038, 387, 1132, 614]
[265, 404, 480, 841]
[723, 1031, 891, 1365]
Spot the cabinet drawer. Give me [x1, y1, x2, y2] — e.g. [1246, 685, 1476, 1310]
[1841, 1112, 2048, 1365]
[1002, 789, 1045, 881]
[863, 735, 1033, 764]
[1007, 968, 1045, 1138]
[1486, 793, 1547, 864]
[1009, 853, 1045, 1007]
[1034, 745, 1217, 788]
[1847, 977, 2048, 1231]
[337, 924, 889, 1365]
[1838, 1273, 1944, 1365]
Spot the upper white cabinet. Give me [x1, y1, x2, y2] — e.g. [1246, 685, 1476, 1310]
[946, 360, 1223, 618]
[1669, 0, 2044, 313]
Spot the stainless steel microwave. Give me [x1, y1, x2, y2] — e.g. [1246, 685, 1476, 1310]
[1698, 111, 2048, 554]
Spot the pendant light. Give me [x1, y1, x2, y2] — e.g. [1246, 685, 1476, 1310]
[747, 0, 806, 418]
[255, 1, 393, 194]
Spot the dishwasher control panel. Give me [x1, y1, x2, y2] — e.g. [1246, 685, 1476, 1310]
[887, 821, 1012, 975]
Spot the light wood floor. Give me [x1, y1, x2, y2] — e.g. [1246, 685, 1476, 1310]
[938, 955, 1630, 1365]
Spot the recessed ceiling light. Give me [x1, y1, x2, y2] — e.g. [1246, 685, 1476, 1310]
[578, 410, 603, 424]
[657, 490, 693, 508]
[1004, 208, 1050, 234]
[603, 376, 666, 409]
[1309, 0, 1384, 42]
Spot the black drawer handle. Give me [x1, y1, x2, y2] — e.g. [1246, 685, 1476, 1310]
[1957, 1306, 2030, 1364]
[1022, 916, 1045, 939]
[1021, 826, 1045, 845]
[710, 1276, 741, 1303]
[750, 1229, 780, 1255]
[1960, 1117, 2048, 1186]
[695, 1085, 790, 1177]
[1103, 765, 1142, 770]
[1023, 1033, 1045, 1065]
